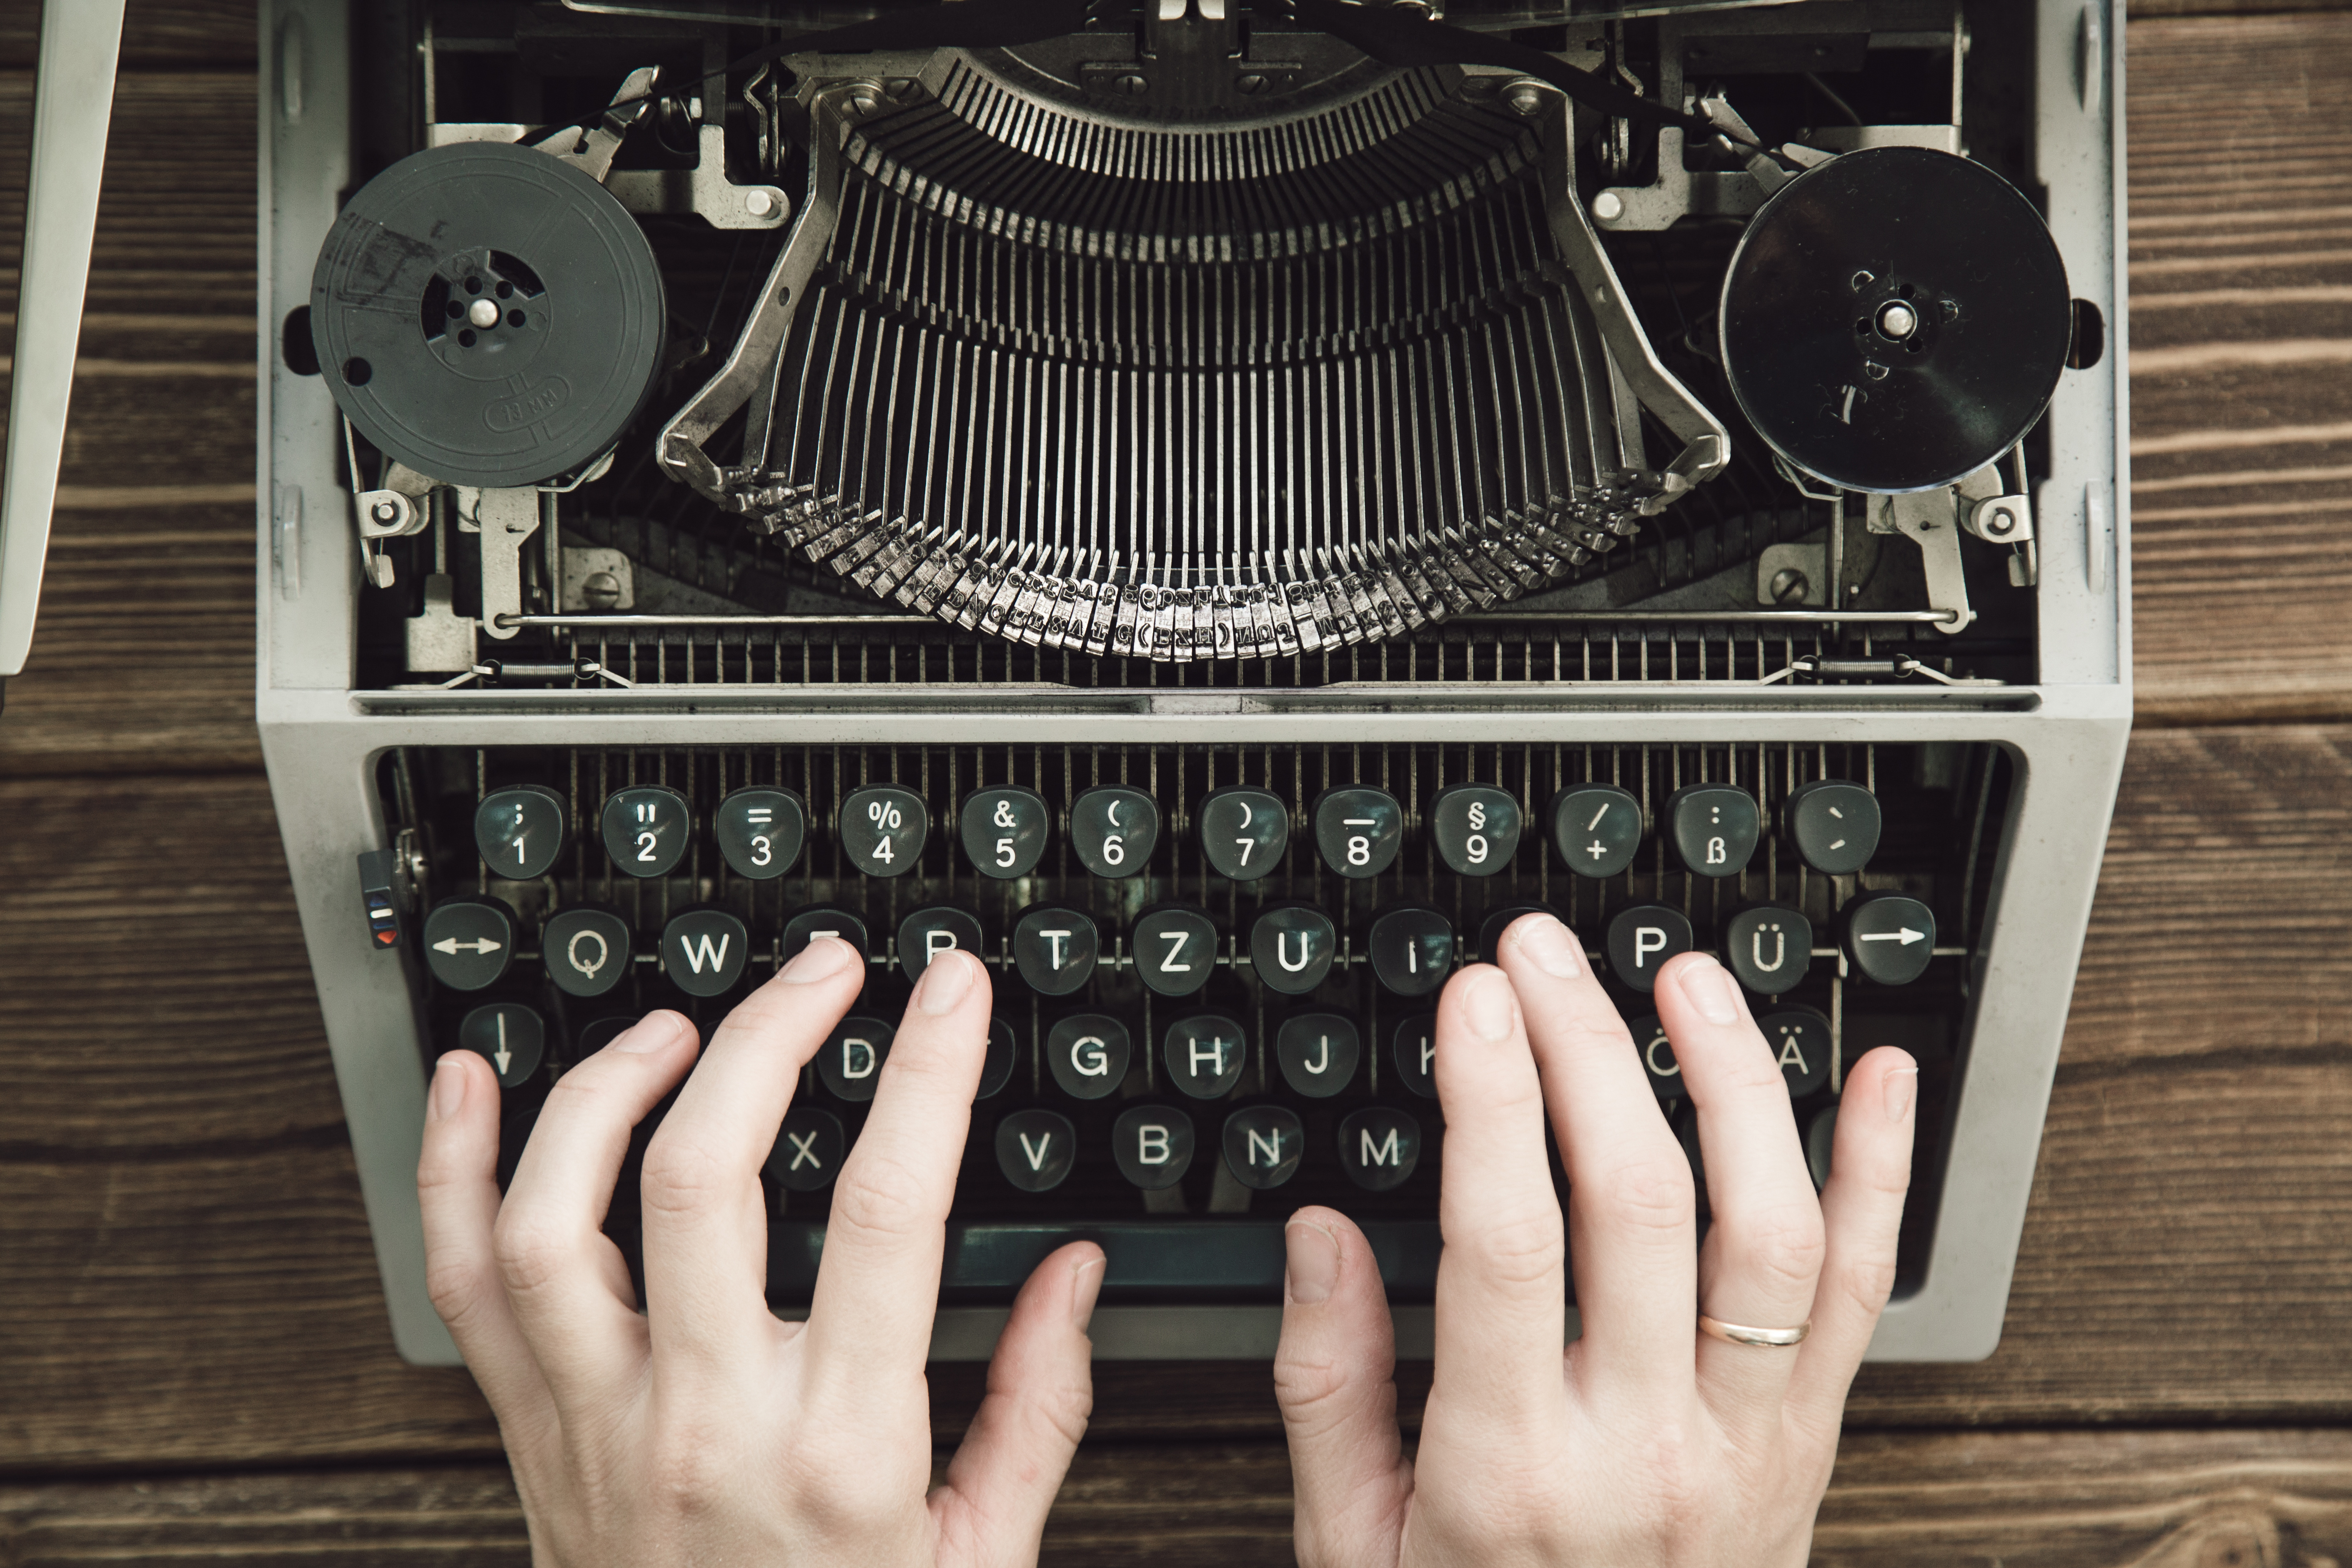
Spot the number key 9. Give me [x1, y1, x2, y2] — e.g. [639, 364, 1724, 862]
[1428, 784, 1520, 876]
[599, 786, 691, 878]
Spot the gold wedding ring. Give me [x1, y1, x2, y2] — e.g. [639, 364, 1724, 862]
[1698, 1314, 1811, 1348]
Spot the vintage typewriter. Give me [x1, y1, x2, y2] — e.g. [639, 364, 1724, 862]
[258, 0, 2127, 1364]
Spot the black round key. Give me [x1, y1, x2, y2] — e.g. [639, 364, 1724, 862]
[1046, 1013, 1131, 1099]
[1132, 905, 1219, 997]
[1430, 784, 1521, 876]
[997, 1109, 1077, 1192]
[1221, 1105, 1305, 1190]
[977, 1017, 1017, 1100]
[817, 1014, 895, 1100]
[1368, 906, 1453, 997]
[661, 908, 750, 997]
[1629, 1013, 1681, 1099]
[601, 785, 691, 878]
[781, 905, 871, 965]
[1784, 779, 1881, 876]
[458, 1002, 544, 1088]
[1605, 904, 1693, 992]
[1806, 1105, 1839, 1191]
[422, 897, 517, 991]
[1070, 786, 1159, 878]
[475, 785, 567, 880]
[766, 1106, 845, 1192]
[542, 905, 632, 998]
[714, 787, 806, 879]
[1725, 904, 1813, 995]
[1338, 1107, 1422, 1192]
[960, 786, 1050, 879]
[1198, 786, 1287, 881]
[1391, 1014, 1438, 1098]
[1314, 786, 1404, 878]
[1842, 893, 1937, 985]
[1761, 1008, 1833, 1098]
[1250, 904, 1336, 996]
[1112, 1105, 1195, 1189]
[576, 1016, 635, 1055]
[1275, 1012, 1360, 1097]
[1163, 1012, 1247, 1099]
[1012, 906, 1098, 995]
[1550, 784, 1643, 878]
[896, 905, 984, 986]
[1666, 784, 1760, 878]
[840, 784, 927, 878]
[1476, 903, 1558, 964]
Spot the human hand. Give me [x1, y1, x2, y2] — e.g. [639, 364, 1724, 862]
[417, 940, 1105, 1568]
[1275, 913, 1916, 1567]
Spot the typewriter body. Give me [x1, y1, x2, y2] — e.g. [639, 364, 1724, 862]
[259, 0, 2127, 1365]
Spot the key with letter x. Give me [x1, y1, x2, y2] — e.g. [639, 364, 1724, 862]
[766, 1107, 845, 1193]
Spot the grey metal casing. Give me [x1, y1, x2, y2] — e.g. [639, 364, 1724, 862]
[257, 0, 2128, 1366]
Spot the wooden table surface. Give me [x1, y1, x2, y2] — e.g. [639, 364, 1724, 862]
[3, 2, 2350, 1562]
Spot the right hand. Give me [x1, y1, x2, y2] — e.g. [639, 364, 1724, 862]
[1274, 913, 1917, 1567]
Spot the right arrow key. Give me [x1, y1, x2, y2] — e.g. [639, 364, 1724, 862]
[1841, 893, 1938, 985]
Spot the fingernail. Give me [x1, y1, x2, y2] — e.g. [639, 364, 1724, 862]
[1676, 954, 1743, 1026]
[615, 1010, 693, 1055]
[1070, 1253, 1105, 1330]
[779, 935, 860, 985]
[1286, 1221, 1340, 1306]
[912, 948, 977, 1015]
[1885, 1066, 1919, 1122]
[1464, 967, 1518, 1042]
[426, 1055, 464, 1122]
[1510, 913, 1583, 979]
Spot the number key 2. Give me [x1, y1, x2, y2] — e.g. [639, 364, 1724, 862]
[840, 785, 928, 877]
[600, 786, 690, 878]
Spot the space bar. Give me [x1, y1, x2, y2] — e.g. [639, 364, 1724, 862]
[767, 1220, 1443, 1304]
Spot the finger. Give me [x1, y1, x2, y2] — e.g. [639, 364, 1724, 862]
[1495, 913, 1698, 1406]
[932, 1241, 1105, 1568]
[806, 947, 992, 1393]
[1428, 965, 1572, 1432]
[640, 937, 866, 1378]
[1654, 950, 1825, 1437]
[416, 1051, 552, 1426]
[1788, 1046, 1916, 1432]
[493, 1009, 698, 1406]
[1272, 1207, 1412, 1568]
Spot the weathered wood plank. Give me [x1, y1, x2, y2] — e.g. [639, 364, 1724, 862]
[0, 0, 254, 71]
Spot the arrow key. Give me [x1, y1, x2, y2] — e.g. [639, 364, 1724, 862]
[458, 1002, 544, 1088]
[422, 897, 517, 991]
[1842, 893, 1936, 985]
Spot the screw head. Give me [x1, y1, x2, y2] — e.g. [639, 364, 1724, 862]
[1876, 301, 1919, 340]
[1983, 505, 2017, 537]
[1591, 190, 1625, 223]
[371, 499, 400, 524]
[745, 189, 776, 218]
[1505, 81, 1546, 116]
[581, 570, 622, 610]
[1769, 567, 1811, 604]
[1115, 73, 1147, 96]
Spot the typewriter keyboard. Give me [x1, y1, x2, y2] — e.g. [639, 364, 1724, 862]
[375, 742, 2001, 1305]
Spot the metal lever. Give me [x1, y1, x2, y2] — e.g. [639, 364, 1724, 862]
[0, 0, 128, 681]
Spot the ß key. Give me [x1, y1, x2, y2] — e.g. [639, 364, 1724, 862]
[542, 905, 632, 997]
[839, 784, 928, 877]
[1250, 904, 1336, 995]
[1198, 786, 1287, 880]
[1113, 1105, 1195, 1188]
[422, 896, 518, 990]
[1013, 906, 1099, 994]
[1368, 905, 1453, 997]
[1549, 784, 1643, 878]
[1070, 786, 1159, 878]
[766, 1106, 845, 1192]
[1338, 1107, 1422, 1191]
[1783, 779, 1881, 876]
[1275, 1012, 1360, 1097]
[1133, 905, 1220, 996]
[997, 1109, 1076, 1192]
[1606, 904, 1693, 991]
[1429, 784, 1521, 875]
[601, 785, 691, 878]
[1724, 904, 1812, 994]
[1667, 784, 1761, 877]
[959, 786, 1050, 878]
[896, 906, 983, 985]
[459, 1002, 544, 1088]
[1164, 1013, 1248, 1098]
[1314, 786, 1404, 878]
[661, 908, 750, 996]
[1046, 1013, 1132, 1099]
[475, 785, 567, 880]
[1221, 1105, 1305, 1189]
[714, 787, 806, 879]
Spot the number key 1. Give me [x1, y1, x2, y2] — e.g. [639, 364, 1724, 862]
[475, 785, 567, 880]
[600, 786, 691, 878]
[840, 785, 928, 877]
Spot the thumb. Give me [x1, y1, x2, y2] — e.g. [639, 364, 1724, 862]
[1275, 1207, 1412, 1568]
[933, 1241, 1102, 1568]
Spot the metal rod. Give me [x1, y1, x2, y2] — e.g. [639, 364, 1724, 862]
[494, 608, 1961, 630]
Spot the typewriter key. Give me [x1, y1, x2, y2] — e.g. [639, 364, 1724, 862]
[1629, 1014, 1681, 1100]
[1046, 1014, 1130, 1100]
[1391, 1014, 1438, 1098]
[1430, 784, 1521, 876]
[1842, 894, 1937, 986]
[1013, 906, 1098, 994]
[818, 1016, 896, 1101]
[458, 1002, 544, 1088]
[1221, 1105, 1305, 1190]
[766, 1107, 844, 1193]
[1133, 905, 1220, 997]
[1198, 787, 1287, 881]
[475, 786, 567, 880]
[1725, 904, 1812, 995]
[422, 896, 518, 991]
[977, 1017, 1017, 1100]
[1250, 904, 1336, 995]
[1605, 904, 1694, 992]
[1314, 787, 1403, 879]
[1275, 1013, 1359, 1098]
[1368, 906, 1453, 997]
[1550, 786, 1643, 878]
[1761, 1008, 1833, 1098]
[1666, 785, 1760, 878]
[960, 787, 1050, 879]
[1783, 780, 1880, 876]
[1112, 1105, 1195, 1189]
[1338, 1108, 1422, 1192]
[1477, 904, 1559, 965]
[896, 906, 983, 986]
[996, 1110, 1076, 1192]
[542, 905, 632, 998]
[1163, 1014, 1247, 1099]
[601, 786, 690, 879]
[841, 785, 928, 878]
[714, 787, 806, 879]
[1807, 1105, 1839, 1192]
[1070, 787, 1158, 878]
[781, 906, 870, 965]
[660, 909, 749, 997]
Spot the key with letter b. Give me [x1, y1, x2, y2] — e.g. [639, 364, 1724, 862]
[1113, 1105, 1195, 1188]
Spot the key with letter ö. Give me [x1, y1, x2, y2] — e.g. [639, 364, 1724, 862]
[1666, 784, 1760, 878]
[1113, 1105, 1194, 1188]
[1221, 1105, 1305, 1190]
[1250, 904, 1335, 995]
[1013, 906, 1098, 994]
[996, 1109, 1076, 1192]
[1163, 1013, 1247, 1099]
[896, 906, 983, 986]
[959, 786, 1050, 879]
[1783, 779, 1880, 875]
[601, 785, 691, 878]
[1275, 1012, 1360, 1097]
[766, 1106, 844, 1192]
[1550, 784, 1642, 878]
[1605, 904, 1693, 991]
[1198, 786, 1287, 880]
[839, 784, 928, 877]
[475, 785, 567, 880]
[1429, 784, 1521, 876]
[661, 909, 749, 997]
[1725, 904, 1812, 994]
[1338, 1107, 1422, 1191]
[1133, 905, 1219, 997]
[423, 897, 518, 991]
[459, 1002, 545, 1089]
[1314, 786, 1404, 878]
[543, 905, 632, 998]
[1629, 1013, 1681, 1099]
[817, 1015, 896, 1100]
[1046, 1013, 1131, 1099]
[1369, 906, 1453, 997]
[714, 787, 806, 879]
[1070, 786, 1158, 878]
